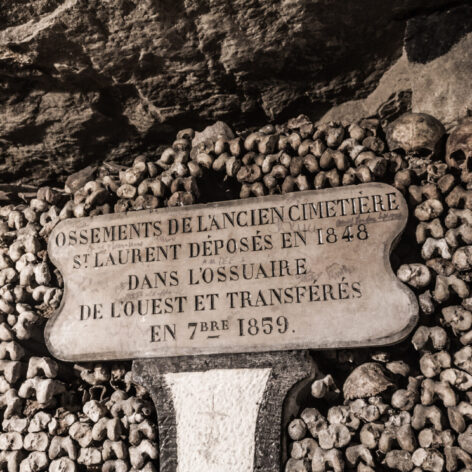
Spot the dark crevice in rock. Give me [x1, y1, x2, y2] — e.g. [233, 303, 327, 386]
[405, 3, 472, 64]
[393, 0, 468, 21]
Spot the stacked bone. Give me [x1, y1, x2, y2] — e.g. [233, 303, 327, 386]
[1, 112, 472, 471]
[64, 115, 401, 211]
[0, 356, 158, 471]
[286, 116, 472, 472]
[0, 188, 158, 470]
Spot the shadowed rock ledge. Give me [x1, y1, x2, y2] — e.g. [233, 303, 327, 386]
[0, 0, 471, 185]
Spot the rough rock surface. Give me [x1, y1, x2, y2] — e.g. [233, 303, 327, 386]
[0, 0, 471, 184]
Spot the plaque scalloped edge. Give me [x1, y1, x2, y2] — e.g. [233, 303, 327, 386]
[45, 182, 418, 361]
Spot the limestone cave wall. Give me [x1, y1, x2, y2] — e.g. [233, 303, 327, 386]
[0, 0, 471, 185]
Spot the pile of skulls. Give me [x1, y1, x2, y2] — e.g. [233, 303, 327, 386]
[0, 110, 471, 471]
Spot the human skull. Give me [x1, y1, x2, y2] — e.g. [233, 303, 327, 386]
[386, 113, 445, 158]
[446, 117, 472, 185]
[426, 161, 448, 182]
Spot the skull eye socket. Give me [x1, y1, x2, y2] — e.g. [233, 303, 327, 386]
[392, 148, 406, 158]
[415, 148, 433, 158]
[450, 149, 466, 166]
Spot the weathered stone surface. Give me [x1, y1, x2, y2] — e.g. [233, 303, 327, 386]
[0, 0, 469, 184]
[132, 350, 314, 472]
[321, 6, 472, 128]
[404, 4, 472, 64]
[45, 183, 418, 361]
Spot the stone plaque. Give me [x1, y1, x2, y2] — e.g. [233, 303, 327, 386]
[46, 183, 418, 361]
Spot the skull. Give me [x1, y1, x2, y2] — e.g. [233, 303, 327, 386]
[426, 161, 448, 182]
[386, 112, 445, 158]
[446, 117, 472, 185]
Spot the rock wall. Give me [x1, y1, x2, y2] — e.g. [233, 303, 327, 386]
[0, 0, 471, 185]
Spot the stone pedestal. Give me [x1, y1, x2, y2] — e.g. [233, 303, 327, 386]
[132, 350, 314, 472]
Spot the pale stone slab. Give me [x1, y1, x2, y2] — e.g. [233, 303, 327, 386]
[132, 351, 314, 472]
[46, 183, 417, 361]
[165, 368, 271, 472]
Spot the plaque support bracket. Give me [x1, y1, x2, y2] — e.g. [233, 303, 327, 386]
[132, 350, 315, 472]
